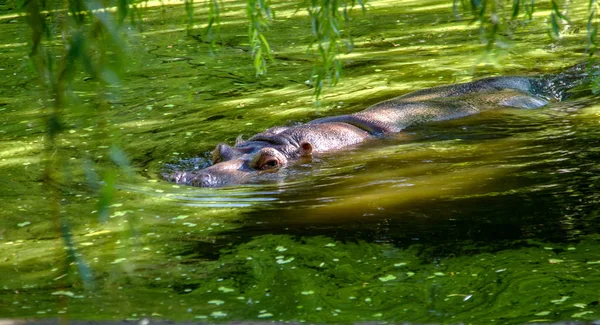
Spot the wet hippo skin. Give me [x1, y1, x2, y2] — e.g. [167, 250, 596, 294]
[164, 64, 592, 187]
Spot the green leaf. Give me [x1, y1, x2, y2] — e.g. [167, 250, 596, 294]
[550, 12, 560, 37]
[552, 0, 569, 21]
[511, 0, 520, 19]
[98, 170, 117, 222]
[84, 160, 100, 192]
[259, 34, 273, 60]
[109, 146, 133, 176]
[525, 0, 535, 19]
[61, 219, 94, 289]
[47, 113, 63, 140]
[117, 0, 130, 24]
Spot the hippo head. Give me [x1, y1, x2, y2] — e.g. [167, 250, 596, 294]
[165, 121, 374, 187]
[168, 129, 314, 187]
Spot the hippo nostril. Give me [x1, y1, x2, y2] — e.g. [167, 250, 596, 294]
[190, 173, 215, 187]
[177, 172, 189, 183]
[166, 171, 188, 184]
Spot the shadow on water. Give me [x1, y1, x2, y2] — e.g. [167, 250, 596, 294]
[151, 96, 600, 261]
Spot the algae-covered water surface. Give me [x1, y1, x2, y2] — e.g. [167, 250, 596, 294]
[1, 0, 600, 323]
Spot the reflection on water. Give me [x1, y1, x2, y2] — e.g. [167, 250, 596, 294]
[3, 0, 600, 321]
[125, 99, 600, 324]
[156, 98, 599, 246]
[117, 97, 600, 322]
[120, 183, 281, 208]
[92, 94, 600, 324]
[4, 84, 599, 323]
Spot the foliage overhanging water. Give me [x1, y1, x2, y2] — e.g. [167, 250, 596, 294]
[1, 0, 600, 324]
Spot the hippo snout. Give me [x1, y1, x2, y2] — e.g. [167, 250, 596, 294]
[162, 171, 221, 187]
[165, 156, 257, 187]
[163, 171, 190, 183]
[190, 173, 216, 188]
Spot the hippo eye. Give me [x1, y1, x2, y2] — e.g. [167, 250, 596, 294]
[260, 158, 280, 170]
[251, 148, 286, 170]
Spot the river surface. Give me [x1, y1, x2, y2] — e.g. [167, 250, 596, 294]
[1, 0, 600, 323]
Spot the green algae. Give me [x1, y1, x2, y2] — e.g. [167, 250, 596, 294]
[4, 234, 599, 323]
[1, 0, 600, 324]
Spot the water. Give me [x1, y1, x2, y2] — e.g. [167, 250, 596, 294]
[1, 0, 600, 323]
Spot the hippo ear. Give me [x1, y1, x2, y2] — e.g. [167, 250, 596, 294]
[211, 145, 222, 163]
[298, 141, 313, 156]
[212, 143, 236, 163]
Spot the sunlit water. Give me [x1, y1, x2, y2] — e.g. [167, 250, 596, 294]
[2, 0, 600, 323]
[157, 98, 600, 245]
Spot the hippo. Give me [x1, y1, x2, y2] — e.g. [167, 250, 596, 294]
[165, 63, 593, 187]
